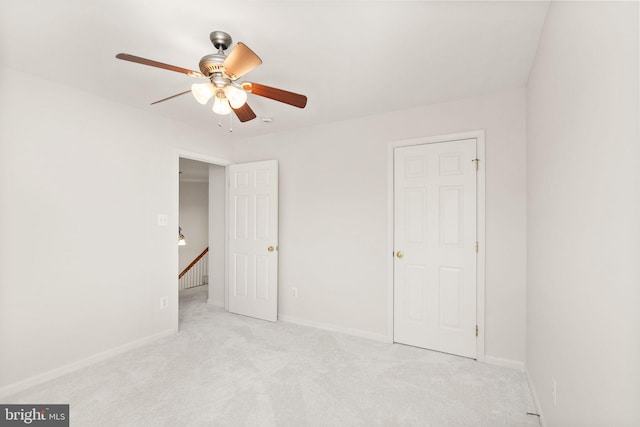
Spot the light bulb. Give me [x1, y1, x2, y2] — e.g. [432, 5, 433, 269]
[212, 94, 232, 115]
[224, 85, 248, 109]
[191, 83, 215, 105]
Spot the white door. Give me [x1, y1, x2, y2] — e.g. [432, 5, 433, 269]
[228, 160, 278, 322]
[393, 139, 477, 358]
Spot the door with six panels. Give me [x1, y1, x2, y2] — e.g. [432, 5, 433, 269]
[228, 160, 279, 322]
[393, 139, 477, 358]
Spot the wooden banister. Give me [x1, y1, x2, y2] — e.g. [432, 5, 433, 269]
[179, 247, 209, 279]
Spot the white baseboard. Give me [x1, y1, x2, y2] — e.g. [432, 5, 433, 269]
[0, 328, 177, 399]
[525, 366, 546, 427]
[484, 355, 525, 371]
[206, 298, 225, 308]
[278, 314, 389, 343]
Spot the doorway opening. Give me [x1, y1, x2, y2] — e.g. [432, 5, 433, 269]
[177, 153, 229, 328]
[174, 154, 280, 330]
[179, 158, 210, 292]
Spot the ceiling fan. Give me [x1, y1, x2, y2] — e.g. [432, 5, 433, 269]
[115, 31, 307, 123]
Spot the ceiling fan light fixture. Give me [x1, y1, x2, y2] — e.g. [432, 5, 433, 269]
[115, 30, 308, 125]
[224, 85, 248, 109]
[191, 82, 215, 105]
[212, 92, 232, 115]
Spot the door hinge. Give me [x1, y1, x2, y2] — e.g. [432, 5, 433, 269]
[475, 325, 479, 337]
[472, 158, 479, 171]
[475, 242, 479, 253]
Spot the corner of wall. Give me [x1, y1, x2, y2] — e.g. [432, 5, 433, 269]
[524, 366, 546, 427]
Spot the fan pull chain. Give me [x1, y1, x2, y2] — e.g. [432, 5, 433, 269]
[229, 112, 233, 133]
[217, 116, 223, 127]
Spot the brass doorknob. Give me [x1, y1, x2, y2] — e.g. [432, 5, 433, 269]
[396, 251, 404, 259]
[268, 246, 275, 252]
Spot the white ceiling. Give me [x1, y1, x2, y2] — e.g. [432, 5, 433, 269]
[0, 0, 549, 140]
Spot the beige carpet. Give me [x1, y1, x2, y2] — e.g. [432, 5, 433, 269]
[5, 286, 539, 426]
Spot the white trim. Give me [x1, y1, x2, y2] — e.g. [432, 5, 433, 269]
[476, 132, 486, 362]
[176, 149, 231, 166]
[0, 328, 176, 399]
[386, 142, 395, 343]
[525, 366, 547, 426]
[386, 130, 487, 360]
[224, 166, 230, 312]
[278, 315, 389, 343]
[484, 355, 525, 372]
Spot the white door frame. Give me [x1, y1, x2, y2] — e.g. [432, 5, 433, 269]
[387, 130, 486, 361]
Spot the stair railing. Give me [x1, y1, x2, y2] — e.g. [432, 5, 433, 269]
[179, 247, 209, 291]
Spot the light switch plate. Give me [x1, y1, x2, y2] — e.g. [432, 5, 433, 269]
[157, 214, 168, 226]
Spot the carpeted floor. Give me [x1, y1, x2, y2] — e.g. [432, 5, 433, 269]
[5, 286, 539, 426]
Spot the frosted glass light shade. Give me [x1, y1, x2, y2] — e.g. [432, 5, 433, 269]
[191, 83, 215, 105]
[178, 237, 186, 246]
[224, 85, 248, 109]
[212, 95, 232, 115]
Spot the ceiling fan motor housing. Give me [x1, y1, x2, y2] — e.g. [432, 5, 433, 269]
[198, 53, 226, 77]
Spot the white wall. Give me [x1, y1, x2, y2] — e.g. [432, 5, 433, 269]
[234, 87, 528, 364]
[0, 65, 234, 394]
[526, 2, 640, 426]
[178, 180, 208, 272]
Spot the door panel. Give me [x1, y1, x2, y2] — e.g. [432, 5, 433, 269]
[228, 160, 278, 322]
[394, 139, 477, 358]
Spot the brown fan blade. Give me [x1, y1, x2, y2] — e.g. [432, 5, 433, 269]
[116, 53, 204, 78]
[150, 90, 192, 105]
[242, 82, 307, 108]
[232, 103, 257, 123]
[223, 43, 262, 80]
